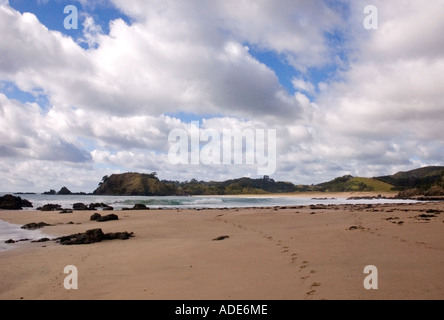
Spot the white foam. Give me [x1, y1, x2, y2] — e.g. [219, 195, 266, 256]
[0, 220, 52, 251]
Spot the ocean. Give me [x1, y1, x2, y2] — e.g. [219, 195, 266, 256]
[0, 193, 419, 211]
[0, 220, 51, 252]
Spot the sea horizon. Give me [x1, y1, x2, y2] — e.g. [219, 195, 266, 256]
[0, 192, 419, 211]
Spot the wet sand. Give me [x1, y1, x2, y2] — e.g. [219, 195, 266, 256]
[0, 201, 443, 300]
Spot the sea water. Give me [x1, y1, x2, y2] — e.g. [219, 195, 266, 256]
[0, 193, 419, 211]
[0, 220, 52, 252]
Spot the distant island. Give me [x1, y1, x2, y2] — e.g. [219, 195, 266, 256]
[43, 187, 88, 196]
[90, 166, 444, 198]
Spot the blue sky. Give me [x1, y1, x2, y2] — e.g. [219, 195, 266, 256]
[1, 0, 443, 191]
[9, 0, 130, 38]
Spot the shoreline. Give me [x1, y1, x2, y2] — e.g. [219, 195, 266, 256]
[0, 202, 443, 300]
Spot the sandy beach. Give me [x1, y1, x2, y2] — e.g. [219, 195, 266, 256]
[0, 197, 443, 300]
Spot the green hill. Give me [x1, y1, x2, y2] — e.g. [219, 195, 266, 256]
[92, 166, 444, 196]
[375, 166, 444, 191]
[350, 177, 395, 192]
[93, 173, 177, 196]
[93, 174, 302, 196]
[314, 175, 395, 193]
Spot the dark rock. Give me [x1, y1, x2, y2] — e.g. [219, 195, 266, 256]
[122, 204, 150, 211]
[97, 214, 119, 222]
[39, 204, 62, 212]
[60, 209, 73, 214]
[213, 236, 230, 241]
[133, 204, 148, 210]
[310, 205, 327, 210]
[396, 188, 422, 199]
[58, 229, 106, 245]
[90, 213, 102, 221]
[0, 195, 33, 210]
[21, 222, 52, 230]
[417, 196, 444, 201]
[31, 238, 51, 243]
[57, 229, 134, 245]
[88, 203, 110, 210]
[102, 206, 114, 211]
[5, 239, 16, 244]
[73, 203, 89, 211]
[417, 214, 437, 219]
[90, 213, 119, 222]
[347, 196, 389, 200]
[104, 232, 134, 240]
[57, 187, 72, 195]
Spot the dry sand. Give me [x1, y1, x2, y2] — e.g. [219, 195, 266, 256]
[0, 200, 443, 300]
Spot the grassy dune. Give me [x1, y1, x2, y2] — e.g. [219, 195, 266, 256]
[351, 177, 395, 192]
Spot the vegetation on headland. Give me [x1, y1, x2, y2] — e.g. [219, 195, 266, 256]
[92, 173, 304, 196]
[28, 166, 443, 198]
[91, 166, 444, 197]
[377, 167, 444, 194]
[313, 176, 395, 193]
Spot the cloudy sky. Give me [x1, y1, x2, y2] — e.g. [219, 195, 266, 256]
[1, 0, 443, 192]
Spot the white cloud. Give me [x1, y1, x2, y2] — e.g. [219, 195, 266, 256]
[1, 1, 444, 191]
[0, 94, 92, 163]
[79, 15, 104, 49]
[292, 78, 316, 95]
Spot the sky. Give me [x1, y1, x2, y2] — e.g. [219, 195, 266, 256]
[0, 0, 443, 192]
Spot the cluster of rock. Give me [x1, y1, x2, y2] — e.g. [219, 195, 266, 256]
[5, 228, 134, 246]
[0, 195, 33, 210]
[37, 204, 63, 211]
[43, 187, 87, 195]
[21, 222, 52, 230]
[396, 187, 444, 200]
[37, 202, 114, 212]
[5, 238, 51, 244]
[73, 203, 114, 211]
[56, 229, 134, 245]
[90, 213, 119, 222]
[122, 204, 150, 211]
[347, 195, 390, 200]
